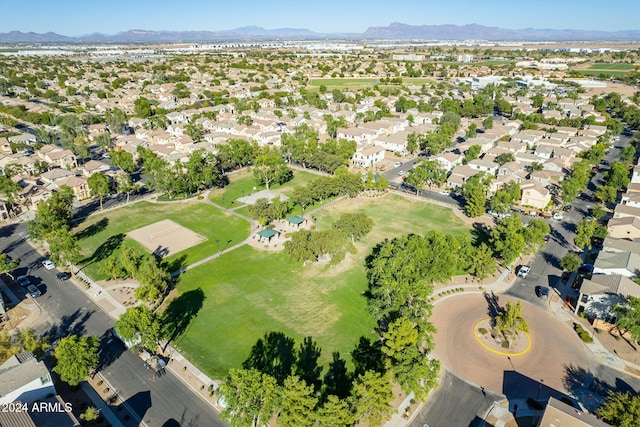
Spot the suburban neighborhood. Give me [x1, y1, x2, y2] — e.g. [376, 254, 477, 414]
[1, 20, 640, 427]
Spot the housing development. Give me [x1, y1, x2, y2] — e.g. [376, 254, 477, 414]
[1, 34, 640, 427]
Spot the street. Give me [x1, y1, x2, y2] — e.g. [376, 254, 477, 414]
[0, 222, 224, 427]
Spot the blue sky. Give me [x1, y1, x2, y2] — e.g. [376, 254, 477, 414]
[3, 0, 638, 36]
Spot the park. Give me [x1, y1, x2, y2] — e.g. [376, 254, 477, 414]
[73, 169, 472, 379]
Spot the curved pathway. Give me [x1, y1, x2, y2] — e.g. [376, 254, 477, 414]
[432, 293, 590, 398]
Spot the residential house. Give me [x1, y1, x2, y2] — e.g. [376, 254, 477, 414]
[511, 131, 543, 146]
[593, 251, 640, 278]
[40, 168, 76, 185]
[620, 191, 640, 208]
[607, 217, 640, 240]
[0, 352, 56, 405]
[447, 164, 481, 189]
[631, 166, 640, 184]
[81, 160, 112, 177]
[520, 180, 551, 210]
[538, 397, 611, 427]
[36, 145, 77, 170]
[351, 145, 385, 169]
[602, 237, 640, 254]
[373, 134, 409, 155]
[467, 159, 499, 176]
[613, 204, 640, 220]
[575, 274, 640, 321]
[433, 152, 463, 171]
[0, 200, 10, 220]
[54, 176, 90, 201]
[336, 127, 378, 145]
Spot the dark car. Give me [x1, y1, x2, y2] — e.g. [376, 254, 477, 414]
[562, 204, 572, 212]
[16, 275, 30, 287]
[561, 271, 571, 283]
[572, 276, 583, 290]
[56, 272, 70, 281]
[536, 286, 550, 299]
[578, 264, 595, 278]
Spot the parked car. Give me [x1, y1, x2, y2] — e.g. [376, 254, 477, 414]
[536, 286, 550, 299]
[26, 284, 41, 298]
[42, 259, 55, 270]
[578, 264, 594, 278]
[517, 265, 531, 278]
[398, 170, 407, 176]
[438, 190, 450, 196]
[562, 204, 572, 212]
[553, 213, 563, 220]
[572, 276, 583, 290]
[16, 276, 30, 287]
[56, 272, 70, 281]
[543, 234, 550, 242]
[393, 161, 402, 168]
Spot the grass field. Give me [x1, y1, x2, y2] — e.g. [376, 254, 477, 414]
[74, 201, 250, 280]
[578, 70, 631, 77]
[171, 193, 470, 378]
[588, 63, 637, 70]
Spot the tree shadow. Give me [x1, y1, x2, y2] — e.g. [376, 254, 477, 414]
[45, 308, 94, 343]
[75, 218, 109, 241]
[543, 252, 561, 269]
[294, 336, 322, 392]
[161, 288, 205, 343]
[164, 254, 189, 277]
[323, 351, 352, 400]
[562, 363, 635, 401]
[96, 328, 125, 372]
[122, 391, 152, 426]
[484, 291, 503, 321]
[83, 233, 125, 265]
[242, 331, 296, 385]
[561, 221, 577, 234]
[351, 336, 385, 378]
[0, 223, 17, 239]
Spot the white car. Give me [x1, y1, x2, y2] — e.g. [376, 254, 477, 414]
[393, 161, 402, 168]
[42, 259, 55, 270]
[553, 213, 563, 220]
[517, 265, 531, 278]
[438, 190, 450, 196]
[398, 170, 407, 176]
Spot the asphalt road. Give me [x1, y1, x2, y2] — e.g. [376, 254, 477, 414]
[0, 222, 224, 427]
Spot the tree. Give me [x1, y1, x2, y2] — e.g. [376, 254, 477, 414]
[595, 185, 617, 203]
[116, 173, 136, 204]
[464, 145, 481, 163]
[277, 375, 317, 427]
[495, 152, 516, 166]
[333, 213, 373, 245]
[575, 219, 597, 250]
[314, 395, 356, 427]
[613, 297, 640, 343]
[47, 228, 81, 265]
[482, 116, 493, 130]
[0, 175, 21, 206]
[53, 335, 100, 386]
[607, 161, 631, 190]
[522, 219, 550, 254]
[597, 392, 640, 427]
[135, 256, 170, 302]
[110, 150, 136, 173]
[495, 301, 529, 334]
[352, 370, 393, 427]
[0, 253, 19, 280]
[468, 243, 497, 281]
[561, 253, 582, 272]
[253, 149, 292, 190]
[29, 186, 74, 243]
[115, 306, 161, 350]
[465, 123, 477, 139]
[490, 214, 526, 266]
[220, 368, 280, 427]
[404, 167, 428, 195]
[87, 173, 110, 210]
[462, 173, 491, 217]
[80, 407, 101, 422]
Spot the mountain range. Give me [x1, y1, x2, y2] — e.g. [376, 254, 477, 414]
[1, 23, 640, 43]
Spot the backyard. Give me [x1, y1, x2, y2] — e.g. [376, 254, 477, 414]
[170, 193, 471, 378]
[73, 201, 250, 280]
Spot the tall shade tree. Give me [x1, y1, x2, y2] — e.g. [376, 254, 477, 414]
[110, 150, 136, 173]
[220, 368, 280, 427]
[597, 392, 640, 427]
[53, 335, 100, 386]
[253, 148, 292, 190]
[87, 173, 111, 210]
[314, 395, 356, 427]
[332, 212, 373, 244]
[115, 306, 162, 351]
[277, 375, 317, 427]
[495, 301, 529, 334]
[613, 297, 640, 343]
[352, 370, 393, 427]
[560, 253, 582, 272]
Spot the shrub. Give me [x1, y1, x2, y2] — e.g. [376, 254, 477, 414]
[501, 340, 510, 349]
[478, 327, 488, 335]
[574, 324, 594, 343]
[97, 380, 103, 386]
[103, 387, 110, 394]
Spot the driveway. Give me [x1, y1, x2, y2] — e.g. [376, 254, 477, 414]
[432, 293, 589, 399]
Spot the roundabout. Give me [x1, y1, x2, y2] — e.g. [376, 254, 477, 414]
[432, 293, 590, 397]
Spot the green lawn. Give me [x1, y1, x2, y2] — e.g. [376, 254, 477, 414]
[170, 193, 470, 378]
[74, 201, 250, 280]
[578, 70, 631, 77]
[588, 63, 637, 70]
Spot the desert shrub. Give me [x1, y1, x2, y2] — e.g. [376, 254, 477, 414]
[478, 328, 488, 335]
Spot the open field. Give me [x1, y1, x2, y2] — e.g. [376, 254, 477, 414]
[578, 70, 631, 77]
[172, 193, 470, 378]
[74, 201, 250, 280]
[587, 63, 637, 70]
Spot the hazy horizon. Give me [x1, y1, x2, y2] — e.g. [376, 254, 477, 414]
[2, 0, 639, 37]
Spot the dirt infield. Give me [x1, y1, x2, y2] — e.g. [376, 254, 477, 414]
[127, 219, 207, 257]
